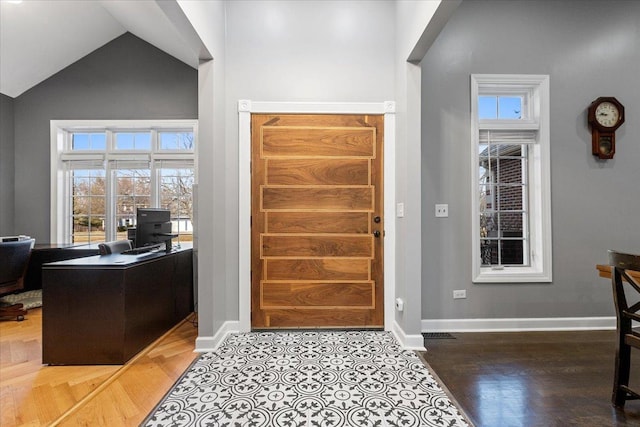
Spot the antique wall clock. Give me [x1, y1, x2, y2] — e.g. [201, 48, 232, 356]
[587, 97, 625, 159]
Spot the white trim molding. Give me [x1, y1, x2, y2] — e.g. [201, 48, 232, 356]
[393, 321, 426, 351]
[195, 321, 240, 352]
[238, 101, 397, 333]
[422, 317, 616, 333]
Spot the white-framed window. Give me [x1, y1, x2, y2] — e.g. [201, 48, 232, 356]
[50, 120, 197, 244]
[471, 75, 552, 283]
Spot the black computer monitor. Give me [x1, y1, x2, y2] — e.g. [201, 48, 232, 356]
[135, 208, 176, 251]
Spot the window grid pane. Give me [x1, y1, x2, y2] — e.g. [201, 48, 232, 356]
[479, 95, 524, 121]
[71, 133, 106, 150]
[115, 169, 151, 238]
[498, 96, 522, 119]
[478, 96, 497, 119]
[159, 132, 194, 150]
[71, 169, 106, 243]
[115, 132, 151, 150]
[479, 142, 529, 267]
[159, 168, 195, 242]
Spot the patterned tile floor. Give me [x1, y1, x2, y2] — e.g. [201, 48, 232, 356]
[143, 330, 470, 426]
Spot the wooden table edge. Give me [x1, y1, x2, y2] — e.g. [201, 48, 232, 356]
[597, 264, 640, 281]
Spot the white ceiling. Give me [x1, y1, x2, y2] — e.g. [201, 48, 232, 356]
[0, 0, 199, 98]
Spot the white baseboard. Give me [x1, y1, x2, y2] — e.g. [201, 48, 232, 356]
[392, 321, 426, 351]
[196, 320, 428, 352]
[197, 321, 428, 351]
[195, 320, 240, 352]
[195, 317, 614, 352]
[422, 316, 616, 332]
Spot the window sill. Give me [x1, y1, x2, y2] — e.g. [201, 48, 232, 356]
[473, 267, 552, 283]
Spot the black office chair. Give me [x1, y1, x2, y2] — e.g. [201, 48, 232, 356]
[0, 239, 35, 321]
[609, 250, 640, 408]
[98, 239, 133, 255]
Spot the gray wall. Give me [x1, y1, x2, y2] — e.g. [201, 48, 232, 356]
[174, 0, 228, 342]
[12, 32, 197, 243]
[0, 93, 15, 235]
[224, 0, 396, 320]
[421, 0, 640, 320]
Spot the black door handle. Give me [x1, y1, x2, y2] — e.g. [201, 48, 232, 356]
[373, 230, 381, 238]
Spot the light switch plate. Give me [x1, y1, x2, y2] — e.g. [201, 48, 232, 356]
[396, 203, 405, 218]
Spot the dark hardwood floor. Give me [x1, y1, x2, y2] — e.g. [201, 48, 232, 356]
[420, 330, 640, 427]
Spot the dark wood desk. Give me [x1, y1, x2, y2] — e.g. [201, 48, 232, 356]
[42, 245, 193, 365]
[24, 243, 100, 291]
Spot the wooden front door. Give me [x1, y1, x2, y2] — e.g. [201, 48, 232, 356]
[251, 114, 384, 329]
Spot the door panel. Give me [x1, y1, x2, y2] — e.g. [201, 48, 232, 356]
[261, 235, 373, 258]
[265, 310, 371, 329]
[251, 114, 383, 328]
[267, 212, 369, 234]
[266, 259, 370, 281]
[261, 127, 375, 158]
[266, 159, 370, 185]
[261, 187, 373, 211]
[261, 282, 374, 308]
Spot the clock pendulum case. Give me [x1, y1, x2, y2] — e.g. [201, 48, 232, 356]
[587, 97, 625, 160]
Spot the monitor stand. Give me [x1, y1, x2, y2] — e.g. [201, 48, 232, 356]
[163, 235, 178, 252]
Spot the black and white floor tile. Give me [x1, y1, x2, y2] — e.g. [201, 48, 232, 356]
[143, 331, 470, 426]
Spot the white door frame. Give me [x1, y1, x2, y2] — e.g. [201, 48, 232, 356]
[238, 100, 396, 332]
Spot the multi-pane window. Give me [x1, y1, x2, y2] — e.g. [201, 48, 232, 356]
[51, 121, 197, 245]
[471, 75, 552, 283]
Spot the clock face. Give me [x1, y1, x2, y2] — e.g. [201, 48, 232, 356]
[595, 101, 620, 127]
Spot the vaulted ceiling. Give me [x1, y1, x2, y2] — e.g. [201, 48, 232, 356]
[0, 0, 199, 98]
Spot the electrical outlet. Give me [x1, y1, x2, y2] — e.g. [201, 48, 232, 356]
[453, 290, 466, 299]
[435, 204, 449, 217]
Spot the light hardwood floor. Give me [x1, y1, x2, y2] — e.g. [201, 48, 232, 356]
[0, 308, 198, 426]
